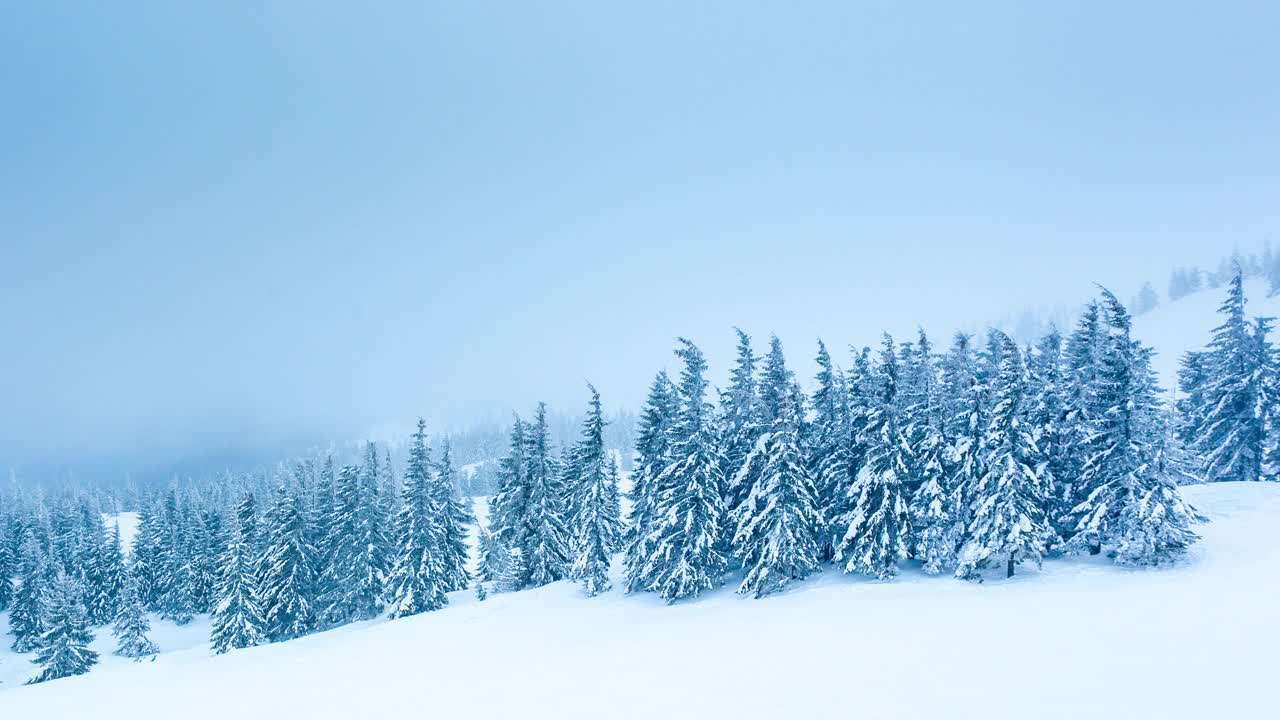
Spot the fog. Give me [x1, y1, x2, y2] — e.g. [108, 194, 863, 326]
[2, 3, 1277, 482]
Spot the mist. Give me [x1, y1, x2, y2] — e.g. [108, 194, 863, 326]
[3, 2, 1277, 482]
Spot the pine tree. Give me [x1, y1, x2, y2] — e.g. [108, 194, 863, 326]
[567, 386, 623, 596]
[834, 335, 912, 580]
[476, 519, 503, 585]
[523, 403, 571, 588]
[902, 330, 955, 574]
[1026, 329, 1072, 542]
[719, 329, 763, 519]
[385, 419, 449, 619]
[112, 572, 159, 659]
[623, 371, 680, 592]
[321, 461, 392, 624]
[210, 520, 268, 654]
[10, 532, 48, 653]
[1068, 290, 1200, 564]
[1175, 351, 1209, 451]
[259, 487, 317, 642]
[434, 438, 472, 592]
[28, 572, 98, 684]
[1192, 272, 1270, 482]
[956, 335, 1055, 579]
[1131, 281, 1160, 316]
[0, 523, 13, 612]
[495, 547, 526, 594]
[641, 339, 728, 602]
[807, 339, 846, 562]
[730, 384, 823, 598]
[87, 522, 127, 626]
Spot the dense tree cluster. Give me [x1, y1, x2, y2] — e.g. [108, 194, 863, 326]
[10, 273, 1275, 685]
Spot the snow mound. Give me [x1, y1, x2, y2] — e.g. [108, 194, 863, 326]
[2, 483, 1277, 719]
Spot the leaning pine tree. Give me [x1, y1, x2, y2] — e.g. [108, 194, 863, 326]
[640, 339, 729, 603]
[1069, 290, 1200, 565]
[29, 572, 98, 685]
[956, 334, 1055, 580]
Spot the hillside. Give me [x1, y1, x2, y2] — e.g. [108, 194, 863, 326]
[1, 482, 1277, 719]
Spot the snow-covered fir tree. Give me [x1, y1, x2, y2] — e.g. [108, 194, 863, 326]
[522, 403, 571, 589]
[475, 518, 503, 585]
[730, 381, 823, 598]
[640, 339, 729, 602]
[956, 334, 1055, 579]
[210, 520, 268, 654]
[434, 437, 472, 593]
[623, 371, 679, 593]
[87, 521, 127, 626]
[112, 572, 159, 659]
[1025, 329, 1071, 542]
[1190, 272, 1272, 482]
[10, 532, 48, 653]
[495, 547, 526, 594]
[385, 419, 449, 619]
[566, 386, 623, 596]
[719, 329, 763, 519]
[0, 525, 14, 612]
[807, 339, 847, 561]
[901, 330, 955, 574]
[259, 487, 318, 642]
[28, 572, 98, 684]
[1068, 290, 1200, 565]
[834, 335, 912, 580]
[321, 461, 392, 624]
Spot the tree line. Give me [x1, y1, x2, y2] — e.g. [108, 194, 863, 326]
[6, 276, 1277, 685]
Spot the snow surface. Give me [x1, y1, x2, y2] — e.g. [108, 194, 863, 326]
[2, 483, 1277, 718]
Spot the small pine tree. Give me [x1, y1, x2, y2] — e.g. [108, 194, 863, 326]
[622, 371, 680, 593]
[28, 572, 98, 684]
[385, 419, 449, 619]
[434, 438, 472, 593]
[567, 385, 624, 597]
[496, 547, 526, 594]
[112, 573, 159, 659]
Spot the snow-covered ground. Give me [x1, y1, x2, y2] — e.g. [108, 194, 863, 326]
[2, 482, 1277, 718]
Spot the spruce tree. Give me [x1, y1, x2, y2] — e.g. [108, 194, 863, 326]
[522, 403, 571, 588]
[10, 532, 48, 653]
[901, 330, 955, 574]
[730, 384, 823, 598]
[496, 547, 526, 594]
[210, 520, 268, 654]
[807, 339, 847, 562]
[87, 522, 127, 626]
[28, 572, 98, 684]
[476, 519, 503, 585]
[259, 487, 317, 642]
[641, 339, 728, 602]
[385, 419, 449, 619]
[1192, 272, 1271, 482]
[322, 462, 392, 624]
[834, 335, 912, 580]
[567, 386, 623, 596]
[434, 438, 472, 592]
[1068, 290, 1200, 564]
[623, 371, 680, 592]
[718, 329, 763, 518]
[0, 523, 13, 612]
[956, 335, 1055, 579]
[112, 572, 159, 659]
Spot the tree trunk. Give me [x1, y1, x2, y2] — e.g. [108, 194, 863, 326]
[1089, 542, 1101, 556]
[1006, 554, 1015, 579]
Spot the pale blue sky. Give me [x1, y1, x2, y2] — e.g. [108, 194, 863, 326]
[2, 2, 1277, 478]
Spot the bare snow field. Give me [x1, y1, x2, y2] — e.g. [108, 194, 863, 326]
[1, 482, 1276, 719]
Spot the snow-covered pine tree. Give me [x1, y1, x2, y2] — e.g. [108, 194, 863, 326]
[718, 329, 763, 520]
[434, 437, 472, 592]
[834, 335, 912, 580]
[566, 385, 623, 596]
[210, 519, 268, 654]
[112, 572, 159, 659]
[385, 419, 449, 619]
[730, 381, 823, 598]
[641, 339, 729, 602]
[902, 330, 956, 574]
[956, 334, 1055, 579]
[496, 547, 526, 594]
[1026, 329, 1072, 543]
[1057, 302, 1107, 548]
[129, 502, 163, 610]
[0, 522, 13, 612]
[488, 417, 530, 585]
[1068, 290, 1200, 564]
[623, 371, 679, 593]
[1191, 272, 1271, 482]
[522, 403, 571, 589]
[1175, 351, 1209, 452]
[817, 347, 875, 565]
[10, 532, 48, 653]
[87, 522, 127, 626]
[807, 339, 846, 562]
[259, 486, 318, 642]
[321, 461, 392, 624]
[28, 572, 98, 684]
[475, 518, 503, 585]
[1131, 281, 1160, 316]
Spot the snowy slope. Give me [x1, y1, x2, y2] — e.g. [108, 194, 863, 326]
[2, 483, 1277, 719]
[1133, 279, 1280, 393]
